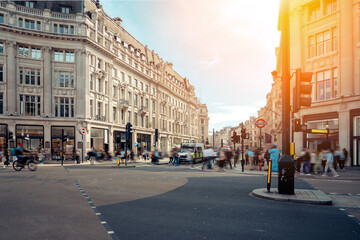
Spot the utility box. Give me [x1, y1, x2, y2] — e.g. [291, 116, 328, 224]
[278, 154, 295, 195]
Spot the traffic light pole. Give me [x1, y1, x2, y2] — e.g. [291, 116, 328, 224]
[280, 0, 291, 155]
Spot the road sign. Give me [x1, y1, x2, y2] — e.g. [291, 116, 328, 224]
[255, 119, 266, 128]
[80, 127, 86, 135]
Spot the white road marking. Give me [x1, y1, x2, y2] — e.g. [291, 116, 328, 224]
[101, 221, 107, 224]
[108, 231, 114, 234]
[96, 213, 101, 215]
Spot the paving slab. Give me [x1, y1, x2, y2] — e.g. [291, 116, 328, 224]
[252, 188, 332, 205]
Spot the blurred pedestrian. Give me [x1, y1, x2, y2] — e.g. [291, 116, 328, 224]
[225, 149, 233, 169]
[202, 146, 214, 170]
[218, 148, 226, 171]
[335, 146, 345, 171]
[248, 149, 254, 170]
[268, 144, 280, 172]
[342, 148, 348, 170]
[322, 148, 339, 177]
[169, 148, 174, 164]
[301, 148, 311, 175]
[189, 149, 195, 169]
[172, 149, 179, 166]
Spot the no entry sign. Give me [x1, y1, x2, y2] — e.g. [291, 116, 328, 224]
[255, 119, 266, 128]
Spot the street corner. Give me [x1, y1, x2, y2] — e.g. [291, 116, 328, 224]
[252, 188, 332, 205]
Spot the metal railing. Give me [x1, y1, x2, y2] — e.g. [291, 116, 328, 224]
[16, 5, 43, 16]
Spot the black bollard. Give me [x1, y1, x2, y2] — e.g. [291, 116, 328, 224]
[278, 154, 295, 195]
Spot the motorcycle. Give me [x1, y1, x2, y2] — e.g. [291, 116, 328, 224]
[13, 154, 38, 171]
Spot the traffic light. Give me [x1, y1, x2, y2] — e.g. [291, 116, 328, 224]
[293, 68, 313, 113]
[8, 131, 13, 140]
[231, 131, 237, 143]
[236, 135, 240, 143]
[241, 128, 246, 139]
[126, 123, 132, 140]
[155, 128, 158, 142]
[293, 119, 301, 132]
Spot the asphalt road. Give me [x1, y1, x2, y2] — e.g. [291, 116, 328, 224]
[0, 163, 359, 240]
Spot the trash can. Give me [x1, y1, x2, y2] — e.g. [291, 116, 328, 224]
[278, 154, 295, 195]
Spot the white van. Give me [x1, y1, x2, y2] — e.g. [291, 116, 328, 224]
[178, 143, 204, 163]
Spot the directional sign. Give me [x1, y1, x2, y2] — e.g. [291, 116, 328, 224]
[255, 119, 266, 129]
[80, 127, 86, 135]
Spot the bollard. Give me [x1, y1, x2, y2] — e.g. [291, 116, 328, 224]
[278, 154, 295, 195]
[267, 160, 272, 192]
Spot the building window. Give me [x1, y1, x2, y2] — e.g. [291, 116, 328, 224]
[0, 93, 3, 114]
[19, 46, 41, 59]
[308, 5, 321, 21]
[152, 100, 156, 112]
[37, 21, 41, 31]
[134, 112, 138, 126]
[90, 74, 94, 90]
[19, 18, 23, 28]
[20, 95, 41, 116]
[152, 117, 155, 129]
[54, 50, 74, 62]
[61, 7, 70, 14]
[121, 72, 125, 82]
[309, 36, 315, 58]
[112, 86, 116, 98]
[332, 27, 338, 51]
[316, 31, 331, 56]
[20, 68, 41, 85]
[0, 43, 3, 54]
[0, 66, 3, 82]
[54, 71, 74, 88]
[90, 100, 93, 118]
[316, 70, 331, 101]
[60, 25, 68, 34]
[25, 1, 35, 8]
[54, 24, 58, 33]
[55, 97, 74, 118]
[140, 82, 143, 91]
[96, 78, 101, 92]
[113, 107, 117, 123]
[97, 59, 102, 69]
[134, 94, 138, 107]
[333, 68, 338, 98]
[325, 0, 337, 15]
[25, 19, 35, 30]
[128, 76, 131, 84]
[0, 14, 4, 24]
[134, 79, 138, 88]
[145, 85, 149, 92]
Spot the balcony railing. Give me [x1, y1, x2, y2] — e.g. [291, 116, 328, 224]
[16, 5, 43, 16]
[94, 115, 106, 121]
[51, 12, 76, 20]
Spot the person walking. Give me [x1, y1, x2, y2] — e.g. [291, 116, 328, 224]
[188, 149, 195, 169]
[202, 146, 214, 170]
[301, 148, 311, 175]
[248, 149, 254, 170]
[268, 144, 280, 172]
[322, 148, 339, 177]
[342, 148, 348, 171]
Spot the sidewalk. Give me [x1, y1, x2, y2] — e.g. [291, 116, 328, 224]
[252, 188, 332, 205]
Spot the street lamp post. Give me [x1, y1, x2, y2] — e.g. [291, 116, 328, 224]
[326, 121, 329, 149]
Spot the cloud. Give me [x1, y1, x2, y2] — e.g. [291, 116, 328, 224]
[209, 105, 262, 130]
[198, 55, 219, 68]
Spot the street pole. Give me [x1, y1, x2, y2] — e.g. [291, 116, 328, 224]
[280, 0, 291, 155]
[241, 123, 244, 165]
[81, 134, 84, 164]
[61, 129, 64, 166]
[259, 128, 262, 152]
[213, 128, 215, 149]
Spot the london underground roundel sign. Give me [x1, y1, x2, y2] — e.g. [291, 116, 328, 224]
[255, 119, 266, 129]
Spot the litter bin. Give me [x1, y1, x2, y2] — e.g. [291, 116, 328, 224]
[278, 154, 295, 195]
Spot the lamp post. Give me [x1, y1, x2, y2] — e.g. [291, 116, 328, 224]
[325, 121, 329, 148]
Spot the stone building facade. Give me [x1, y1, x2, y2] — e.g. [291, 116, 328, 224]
[0, 0, 208, 158]
[282, 0, 360, 165]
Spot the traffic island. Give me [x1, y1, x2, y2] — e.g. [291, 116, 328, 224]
[252, 188, 332, 205]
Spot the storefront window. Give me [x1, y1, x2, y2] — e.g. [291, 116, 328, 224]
[0, 124, 7, 151]
[51, 126, 75, 160]
[306, 119, 338, 151]
[16, 125, 44, 150]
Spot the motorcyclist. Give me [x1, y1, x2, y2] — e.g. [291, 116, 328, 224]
[16, 143, 29, 165]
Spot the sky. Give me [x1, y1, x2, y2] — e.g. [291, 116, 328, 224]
[100, 0, 281, 131]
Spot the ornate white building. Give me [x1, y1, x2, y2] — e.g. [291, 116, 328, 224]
[0, 0, 209, 159]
